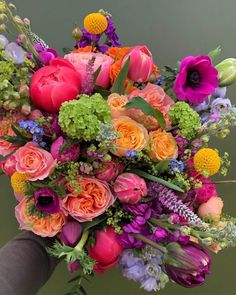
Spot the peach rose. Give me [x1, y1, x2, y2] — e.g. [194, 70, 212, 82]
[198, 196, 224, 222]
[112, 116, 148, 157]
[14, 142, 57, 181]
[63, 177, 115, 222]
[128, 83, 174, 130]
[147, 130, 178, 161]
[107, 93, 129, 118]
[0, 120, 18, 156]
[15, 198, 66, 237]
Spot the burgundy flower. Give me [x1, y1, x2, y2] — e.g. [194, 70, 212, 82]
[34, 188, 60, 214]
[174, 55, 218, 104]
[60, 221, 83, 247]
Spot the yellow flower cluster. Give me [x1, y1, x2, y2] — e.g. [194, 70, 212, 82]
[194, 148, 221, 176]
[11, 172, 28, 195]
[84, 12, 108, 35]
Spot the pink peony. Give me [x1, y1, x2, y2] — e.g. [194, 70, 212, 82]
[114, 173, 147, 204]
[128, 83, 174, 130]
[198, 196, 224, 222]
[95, 159, 124, 182]
[0, 120, 18, 156]
[14, 142, 57, 181]
[64, 52, 114, 88]
[50, 136, 80, 163]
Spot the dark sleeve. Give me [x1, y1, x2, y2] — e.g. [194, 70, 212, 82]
[0, 231, 60, 295]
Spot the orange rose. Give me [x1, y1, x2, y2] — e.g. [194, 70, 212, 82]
[107, 93, 129, 118]
[148, 130, 178, 161]
[112, 116, 148, 157]
[15, 198, 66, 237]
[63, 177, 115, 222]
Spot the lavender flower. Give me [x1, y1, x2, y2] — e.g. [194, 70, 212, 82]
[148, 183, 204, 227]
[211, 97, 232, 116]
[81, 56, 95, 94]
[5, 42, 24, 64]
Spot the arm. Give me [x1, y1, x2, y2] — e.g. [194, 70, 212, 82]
[0, 231, 59, 295]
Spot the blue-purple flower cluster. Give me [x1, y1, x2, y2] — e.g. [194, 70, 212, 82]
[19, 120, 46, 147]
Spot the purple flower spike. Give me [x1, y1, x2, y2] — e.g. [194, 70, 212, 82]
[5, 42, 25, 64]
[34, 188, 60, 214]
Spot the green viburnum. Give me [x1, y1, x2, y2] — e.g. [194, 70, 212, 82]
[59, 93, 111, 141]
[169, 102, 201, 140]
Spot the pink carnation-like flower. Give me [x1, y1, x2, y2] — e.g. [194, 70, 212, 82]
[64, 52, 114, 89]
[15, 198, 66, 237]
[174, 55, 218, 104]
[14, 142, 57, 181]
[128, 83, 174, 130]
[195, 180, 217, 204]
[63, 177, 115, 222]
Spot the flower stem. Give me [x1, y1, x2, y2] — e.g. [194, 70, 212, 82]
[203, 180, 236, 185]
[149, 218, 179, 230]
[131, 233, 167, 253]
[74, 230, 89, 252]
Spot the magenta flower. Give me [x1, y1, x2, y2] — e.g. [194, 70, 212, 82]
[34, 188, 60, 214]
[174, 55, 218, 104]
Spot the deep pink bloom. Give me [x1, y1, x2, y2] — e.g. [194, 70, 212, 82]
[30, 58, 81, 112]
[122, 46, 154, 83]
[174, 55, 218, 104]
[88, 227, 123, 274]
[0, 155, 17, 176]
[95, 159, 124, 182]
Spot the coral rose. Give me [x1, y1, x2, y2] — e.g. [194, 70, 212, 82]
[15, 198, 66, 237]
[107, 93, 129, 118]
[112, 116, 148, 157]
[63, 177, 115, 222]
[14, 142, 57, 181]
[128, 83, 174, 130]
[30, 58, 81, 112]
[64, 52, 114, 88]
[88, 226, 123, 273]
[0, 120, 18, 156]
[148, 130, 178, 161]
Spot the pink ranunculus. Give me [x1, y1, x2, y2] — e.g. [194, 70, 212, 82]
[122, 46, 154, 83]
[0, 155, 17, 177]
[198, 196, 224, 222]
[15, 197, 66, 237]
[0, 120, 18, 156]
[50, 136, 80, 163]
[95, 159, 124, 182]
[88, 226, 123, 274]
[114, 173, 148, 204]
[174, 55, 218, 104]
[30, 58, 81, 112]
[64, 52, 114, 89]
[128, 83, 174, 130]
[63, 177, 115, 222]
[14, 142, 57, 181]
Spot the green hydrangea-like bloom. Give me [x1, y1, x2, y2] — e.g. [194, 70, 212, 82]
[59, 93, 111, 141]
[169, 102, 201, 140]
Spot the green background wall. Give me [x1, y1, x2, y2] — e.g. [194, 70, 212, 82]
[1, 0, 236, 294]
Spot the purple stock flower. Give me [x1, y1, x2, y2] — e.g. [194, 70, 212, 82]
[174, 55, 218, 104]
[34, 188, 60, 214]
[118, 232, 144, 249]
[124, 203, 152, 217]
[153, 227, 168, 242]
[104, 17, 121, 47]
[165, 242, 211, 288]
[5, 42, 24, 64]
[60, 221, 83, 247]
[79, 28, 101, 48]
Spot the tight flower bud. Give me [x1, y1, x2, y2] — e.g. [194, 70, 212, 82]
[0, 24, 7, 32]
[8, 3, 17, 10]
[216, 58, 236, 87]
[72, 26, 82, 41]
[13, 15, 23, 25]
[21, 104, 31, 115]
[23, 18, 30, 27]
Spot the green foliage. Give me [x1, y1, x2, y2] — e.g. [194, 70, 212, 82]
[125, 96, 166, 129]
[168, 102, 201, 140]
[59, 93, 111, 141]
[111, 57, 130, 94]
[208, 46, 221, 64]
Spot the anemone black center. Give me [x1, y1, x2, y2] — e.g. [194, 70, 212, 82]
[37, 196, 53, 206]
[187, 70, 201, 88]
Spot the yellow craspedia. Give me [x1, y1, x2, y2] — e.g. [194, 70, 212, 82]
[11, 172, 28, 195]
[84, 13, 108, 35]
[193, 148, 221, 176]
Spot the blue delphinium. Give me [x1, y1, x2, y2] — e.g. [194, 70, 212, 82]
[19, 120, 46, 147]
[170, 159, 185, 174]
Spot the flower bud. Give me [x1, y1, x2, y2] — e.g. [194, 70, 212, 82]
[21, 104, 31, 115]
[16, 33, 26, 45]
[0, 2, 6, 12]
[60, 221, 83, 247]
[216, 58, 236, 87]
[72, 26, 83, 41]
[9, 101, 17, 110]
[8, 3, 17, 10]
[3, 100, 10, 110]
[18, 84, 29, 97]
[13, 15, 23, 25]
[0, 24, 7, 32]
[0, 13, 7, 22]
[23, 18, 30, 28]
[28, 109, 43, 120]
[13, 92, 20, 99]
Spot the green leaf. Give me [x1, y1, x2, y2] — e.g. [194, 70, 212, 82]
[111, 57, 130, 94]
[208, 46, 221, 64]
[63, 47, 72, 54]
[93, 65, 102, 84]
[94, 85, 111, 99]
[68, 275, 82, 284]
[125, 96, 166, 129]
[11, 125, 29, 140]
[155, 160, 171, 174]
[79, 286, 87, 295]
[82, 215, 107, 232]
[0, 136, 27, 146]
[130, 169, 184, 193]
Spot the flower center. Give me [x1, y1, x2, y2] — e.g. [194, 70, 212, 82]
[37, 196, 53, 207]
[187, 70, 201, 88]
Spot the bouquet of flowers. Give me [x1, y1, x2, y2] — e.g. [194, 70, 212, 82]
[1, 1, 236, 294]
